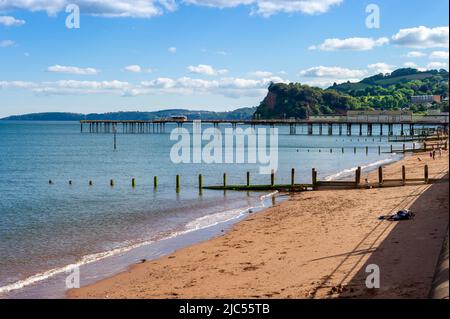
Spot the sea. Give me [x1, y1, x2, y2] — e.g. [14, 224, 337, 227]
[0, 121, 418, 298]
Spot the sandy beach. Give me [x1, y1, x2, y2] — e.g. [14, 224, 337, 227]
[69, 149, 449, 299]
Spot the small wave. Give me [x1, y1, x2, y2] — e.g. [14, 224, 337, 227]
[0, 192, 279, 296]
[324, 155, 402, 181]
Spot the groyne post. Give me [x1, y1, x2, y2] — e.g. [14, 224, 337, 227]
[271, 170, 275, 187]
[312, 168, 317, 190]
[378, 166, 383, 185]
[246, 172, 250, 187]
[424, 165, 429, 184]
[402, 166, 406, 185]
[199, 174, 203, 192]
[176, 175, 180, 193]
[154, 176, 158, 188]
[291, 168, 295, 187]
[223, 173, 227, 188]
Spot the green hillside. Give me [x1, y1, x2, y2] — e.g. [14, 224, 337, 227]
[255, 68, 449, 119]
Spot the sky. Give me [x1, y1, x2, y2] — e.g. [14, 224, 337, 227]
[0, 0, 449, 117]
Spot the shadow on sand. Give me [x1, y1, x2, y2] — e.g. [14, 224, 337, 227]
[313, 175, 449, 299]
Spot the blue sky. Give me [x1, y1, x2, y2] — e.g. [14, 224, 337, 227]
[0, 0, 448, 117]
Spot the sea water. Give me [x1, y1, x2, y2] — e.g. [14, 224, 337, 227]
[0, 121, 412, 298]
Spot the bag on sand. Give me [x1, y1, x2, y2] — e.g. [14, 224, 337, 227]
[378, 209, 415, 221]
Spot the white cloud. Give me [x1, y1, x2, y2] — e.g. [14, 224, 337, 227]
[248, 71, 274, 78]
[309, 37, 389, 51]
[187, 64, 228, 76]
[185, 0, 342, 16]
[367, 63, 396, 74]
[0, 0, 341, 18]
[124, 65, 142, 73]
[405, 51, 426, 58]
[429, 51, 449, 60]
[299, 66, 366, 78]
[47, 65, 100, 75]
[426, 62, 448, 70]
[0, 40, 15, 47]
[392, 26, 449, 49]
[168, 47, 177, 53]
[0, 0, 177, 18]
[0, 75, 289, 99]
[0, 15, 26, 26]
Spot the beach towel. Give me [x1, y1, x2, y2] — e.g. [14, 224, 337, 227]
[378, 209, 415, 221]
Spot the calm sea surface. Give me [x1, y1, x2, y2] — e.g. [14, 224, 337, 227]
[0, 121, 414, 297]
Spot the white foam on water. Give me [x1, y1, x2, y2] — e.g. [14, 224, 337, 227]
[323, 154, 402, 181]
[0, 191, 279, 296]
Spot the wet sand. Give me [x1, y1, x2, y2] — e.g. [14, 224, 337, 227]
[69, 150, 449, 299]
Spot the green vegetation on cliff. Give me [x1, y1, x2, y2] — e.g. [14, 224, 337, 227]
[255, 68, 449, 119]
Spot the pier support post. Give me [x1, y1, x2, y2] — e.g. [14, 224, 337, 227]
[339, 124, 342, 136]
[319, 124, 323, 136]
[401, 124, 405, 136]
[380, 124, 383, 136]
[347, 124, 352, 136]
[308, 123, 313, 135]
[368, 123, 373, 136]
[359, 124, 363, 136]
[328, 124, 333, 136]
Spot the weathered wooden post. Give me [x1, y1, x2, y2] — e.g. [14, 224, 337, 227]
[176, 175, 180, 193]
[378, 166, 383, 185]
[390, 145, 393, 153]
[110, 179, 114, 187]
[271, 170, 275, 187]
[354, 147, 357, 154]
[223, 173, 227, 188]
[154, 176, 158, 188]
[366, 146, 369, 155]
[312, 168, 317, 190]
[199, 174, 203, 192]
[342, 147, 344, 153]
[89, 180, 93, 186]
[291, 168, 295, 187]
[378, 145, 381, 154]
[355, 167, 361, 186]
[403, 144, 406, 153]
[424, 142, 427, 151]
[246, 172, 250, 187]
[424, 165, 429, 184]
[132, 178, 136, 188]
[402, 166, 406, 185]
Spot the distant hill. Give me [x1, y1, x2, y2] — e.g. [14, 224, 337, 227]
[254, 68, 449, 119]
[330, 68, 448, 93]
[1, 107, 257, 121]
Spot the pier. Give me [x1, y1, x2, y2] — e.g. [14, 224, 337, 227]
[80, 114, 449, 137]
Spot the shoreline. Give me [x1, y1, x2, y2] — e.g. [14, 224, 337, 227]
[1, 151, 401, 298]
[69, 149, 449, 299]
